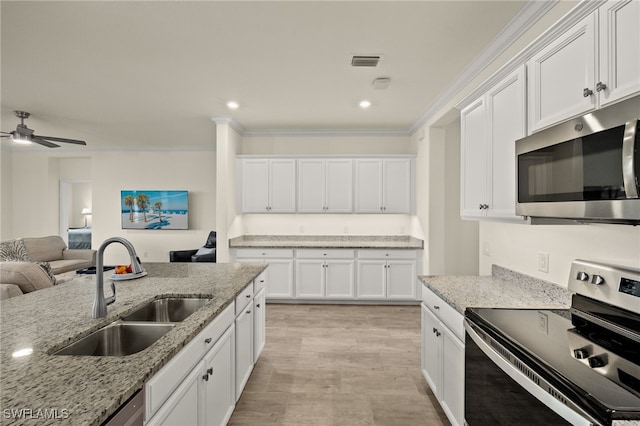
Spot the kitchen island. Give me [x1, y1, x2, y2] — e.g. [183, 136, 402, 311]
[0, 262, 266, 426]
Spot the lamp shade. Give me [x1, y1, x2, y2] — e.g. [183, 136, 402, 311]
[81, 208, 92, 215]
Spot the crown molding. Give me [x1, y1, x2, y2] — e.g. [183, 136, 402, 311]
[210, 115, 245, 136]
[242, 128, 410, 138]
[409, 0, 561, 134]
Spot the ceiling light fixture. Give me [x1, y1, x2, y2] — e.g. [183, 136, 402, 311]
[359, 100, 371, 109]
[11, 133, 33, 145]
[372, 77, 391, 90]
[226, 101, 239, 110]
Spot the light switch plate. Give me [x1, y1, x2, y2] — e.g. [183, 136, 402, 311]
[538, 252, 549, 273]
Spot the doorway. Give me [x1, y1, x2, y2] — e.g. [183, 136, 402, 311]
[59, 180, 92, 248]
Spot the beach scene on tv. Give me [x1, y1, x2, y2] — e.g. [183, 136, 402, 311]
[121, 190, 188, 230]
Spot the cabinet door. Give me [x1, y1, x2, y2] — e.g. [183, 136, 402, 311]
[356, 260, 386, 299]
[382, 159, 411, 213]
[295, 259, 325, 299]
[421, 305, 441, 398]
[298, 159, 325, 213]
[202, 326, 235, 426]
[235, 308, 254, 401]
[386, 260, 416, 300]
[269, 159, 296, 212]
[355, 159, 383, 213]
[528, 13, 596, 132]
[146, 363, 202, 426]
[326, 159, 353, 212]
[253, 288, 266, 362]
[265, 259, 294, 299]
[485, 66, 526, 220]
[325, 259, 355, 299]
[440, 329, 465, 426]
[460, 97, 488, 218]
[241, 159, 270, 213]
[599, 0, 640, 106]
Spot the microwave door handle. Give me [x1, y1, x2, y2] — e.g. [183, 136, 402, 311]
[622, 119, 639, 199]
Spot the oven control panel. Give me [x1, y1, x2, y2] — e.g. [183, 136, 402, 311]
[569, 260, 640, 315]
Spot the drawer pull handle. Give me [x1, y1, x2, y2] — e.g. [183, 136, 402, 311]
[433, 305, 440, 310]
[246, 310, 251, 314]
[204, 338, 212, 344]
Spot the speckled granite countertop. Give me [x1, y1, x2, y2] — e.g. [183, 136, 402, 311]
[419, 265, 572, 314]
[0, 262, 265, 426]
[229, 235, 424, 249]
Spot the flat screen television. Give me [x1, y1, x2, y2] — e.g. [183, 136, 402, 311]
[121, 190, 188, 230]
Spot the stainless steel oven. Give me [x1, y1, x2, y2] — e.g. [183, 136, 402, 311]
[515, 95, 640, 225]
[464, 260, 640, 425]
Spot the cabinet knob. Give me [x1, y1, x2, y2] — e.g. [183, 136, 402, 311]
[432, 327, 437, 333]
[435, 331, 441, 337]
[583, 88, 593, 97]
[202, 374, 209, 381]
[256, 303, 261, 308]
[596, 82, 607, 92]
[207, 367, 213, 375]
[246, 310, 251, 314]
[433, 305, 440, 310]
[204, 338, 212, 344]
[246, 294, 252, 298]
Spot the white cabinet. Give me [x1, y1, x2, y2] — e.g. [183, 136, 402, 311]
[146, 303, 237, 426]
[233, 249, 295, 299]
[235, 304, 253, 401]
[460, 66, 526, 220]
[202, 326, 235, 426]
[240, 159, 296, 213]
[421, 286, 465, 426]
[354, 159, 413, 213]
[253, 288, 266, 363]
[356, 250, 417, 300]
[298, 159, 353, 213]
[295, 249, 355, 299]
[528, 0, 640, 132]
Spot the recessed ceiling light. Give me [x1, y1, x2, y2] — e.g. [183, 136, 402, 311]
[226, 101, 239, 110]
[359, 100, 371, 109]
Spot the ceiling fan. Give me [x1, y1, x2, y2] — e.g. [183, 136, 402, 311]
[1, 110, 86, 148]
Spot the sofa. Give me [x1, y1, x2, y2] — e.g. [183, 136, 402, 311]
[0, 235, 96, 300]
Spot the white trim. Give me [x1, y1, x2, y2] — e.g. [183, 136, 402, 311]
[236, 154, 416, 159]
[243, 128, 410, 138]
[210, 115, 246, 136]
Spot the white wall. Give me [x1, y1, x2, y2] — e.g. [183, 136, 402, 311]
[6, 149, 216, 264]
[0, 148, 13, 240]
[480, 222, 640, 286]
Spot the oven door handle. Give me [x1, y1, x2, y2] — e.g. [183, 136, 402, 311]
[464, 320, 599, 426]
[622, 119, 639, 199]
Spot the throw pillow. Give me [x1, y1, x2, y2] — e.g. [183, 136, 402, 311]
[195, 247, 215, 256]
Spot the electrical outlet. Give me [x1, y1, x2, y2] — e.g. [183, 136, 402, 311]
[482, 242, 491, 257]
[538, 252, 549, 273]
[537, 311, 548, 334]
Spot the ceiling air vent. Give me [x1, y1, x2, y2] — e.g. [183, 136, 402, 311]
[351, 55, 380, 67]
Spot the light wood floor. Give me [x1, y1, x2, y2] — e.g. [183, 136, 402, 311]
[228, 304, 449, 426]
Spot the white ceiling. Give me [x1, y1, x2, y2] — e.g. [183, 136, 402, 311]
[1, 1, 531, 149]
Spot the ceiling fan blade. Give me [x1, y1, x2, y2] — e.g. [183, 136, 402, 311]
[36, 135, 86, 145]
[32, 137, 60, 148]
[1, 135, 11, 138]
[1, 131, 13, 135]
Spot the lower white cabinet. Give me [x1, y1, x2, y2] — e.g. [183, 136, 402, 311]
[356, 250, 418, 300]
[233, 249, 294, 299]
[146, 279, 265, 426]
[421, 286, 465, 426]
[235, 305, 254, 401]
[295, 249, 355, 299]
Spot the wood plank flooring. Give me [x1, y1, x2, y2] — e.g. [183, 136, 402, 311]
[228, 304, 449, 426]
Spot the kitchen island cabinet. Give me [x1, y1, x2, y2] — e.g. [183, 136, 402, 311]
[0, 262, 265, 426]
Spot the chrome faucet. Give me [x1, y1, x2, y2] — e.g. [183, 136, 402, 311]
[93, 237, 144, 319]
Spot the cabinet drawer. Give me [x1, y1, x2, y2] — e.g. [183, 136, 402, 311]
[235, 248, 294, 259]
[253, 271, 266, 293]
[422, 286, 464, 341]
[296, 249, 355, 259]
[235, 283, 254, 315]
[146, 302, 235, 418]
[358, 249, 417, 260]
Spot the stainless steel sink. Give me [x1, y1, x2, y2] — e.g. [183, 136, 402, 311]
[120, 297, 210, 322]
[54, 321, 175, 356]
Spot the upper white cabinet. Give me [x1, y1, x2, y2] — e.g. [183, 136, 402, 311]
[240, 159, 296, 213]
[528, 0, 640, 132]
[355, 158, 413, 213]
[460, 66, 526, 220]
[298, 159, 353, 213]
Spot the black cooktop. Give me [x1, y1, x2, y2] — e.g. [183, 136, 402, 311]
[465, 306, 640, 423]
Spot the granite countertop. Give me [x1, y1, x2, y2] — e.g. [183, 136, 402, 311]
[229, 235, 424, 249]
[0, 262, 266, 426]
[419, 265, 572, 314]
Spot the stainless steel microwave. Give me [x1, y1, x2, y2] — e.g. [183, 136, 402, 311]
[516, 95, 640, 225]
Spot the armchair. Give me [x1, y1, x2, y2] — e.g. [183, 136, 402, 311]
[169, 231, 216, 263]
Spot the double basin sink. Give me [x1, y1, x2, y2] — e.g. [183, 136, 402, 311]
[54, 297, 210, 356]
